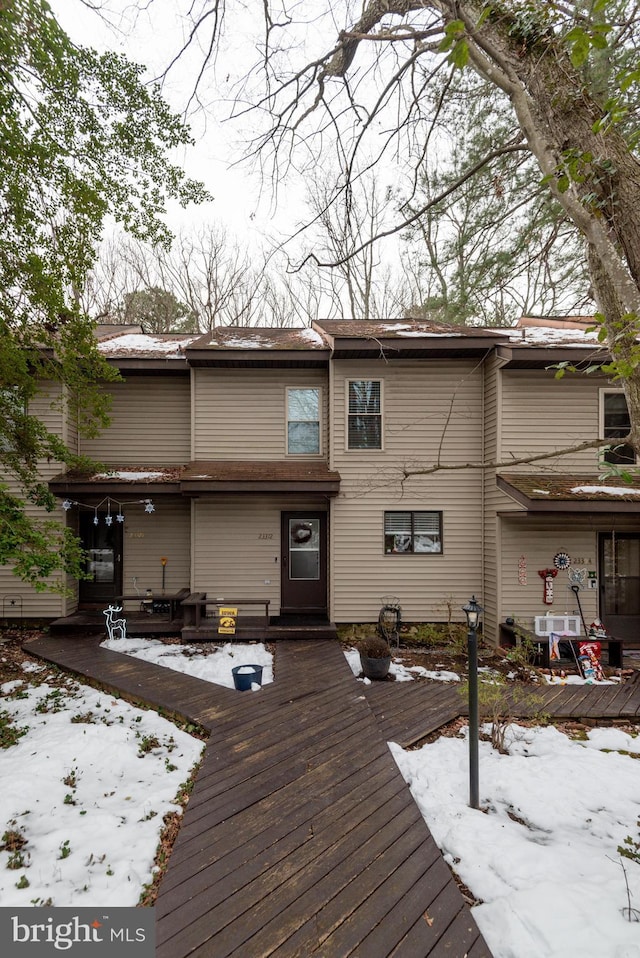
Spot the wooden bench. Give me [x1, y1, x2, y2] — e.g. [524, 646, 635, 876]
[181, 594, 271, 634]
[500, 622, 624, 668]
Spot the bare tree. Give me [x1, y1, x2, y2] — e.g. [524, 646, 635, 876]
[159, 0, 640, 453]
[84, 227, 304, 330]
[302, 172, 409, 319]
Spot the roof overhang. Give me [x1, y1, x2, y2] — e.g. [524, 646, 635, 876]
[184, 349, 331, 368]
[50, 461, 341, 499]
[327, 336, 501, 360]
[497, 473, 640, 513]
[180, 460, 341, 496]
[495, 345, 609, 369]
[49, 468, 182, 498]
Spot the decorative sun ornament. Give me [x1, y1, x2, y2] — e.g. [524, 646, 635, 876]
[62, 499, 73, 511]
[553, 551, 571, 571]
[144, 500, 155, 514]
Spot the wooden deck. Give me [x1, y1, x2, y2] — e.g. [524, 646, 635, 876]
[25, 634, 491, 957]
[363, 674, 640, 748]
[23, 633, 640, 958]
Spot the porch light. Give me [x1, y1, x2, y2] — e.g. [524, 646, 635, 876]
[463, 595, 482, 630]
[462, 595, 483, 810]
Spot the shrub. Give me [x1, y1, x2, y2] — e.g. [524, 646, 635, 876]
[357, 636, 392, 659]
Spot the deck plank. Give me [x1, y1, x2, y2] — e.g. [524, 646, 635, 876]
[26, 632, 637, 958]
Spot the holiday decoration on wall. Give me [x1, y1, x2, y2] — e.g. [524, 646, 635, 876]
[291, 522, 313, 544]
[61, 496, 155, 523]
[568, 567, 587, 588]
[518, 554, 527, 586]
[553, 551, 571, 571]
[538, 567, 558, 604]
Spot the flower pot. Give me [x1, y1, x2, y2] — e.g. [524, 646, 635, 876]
[359, 653, 391, 680]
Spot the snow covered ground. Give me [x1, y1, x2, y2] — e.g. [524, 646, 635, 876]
[0, 661, 204, 907]
[1, 636, 639, 958]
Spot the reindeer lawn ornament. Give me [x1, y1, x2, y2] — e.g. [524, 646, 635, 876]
[103, 605, 127, 640]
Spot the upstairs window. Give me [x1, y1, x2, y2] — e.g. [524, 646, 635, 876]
[348, 380, 382, 450]
[602, 390, 635, 464]
[287, 387, 320, 454]
[384, 511, 443, 554]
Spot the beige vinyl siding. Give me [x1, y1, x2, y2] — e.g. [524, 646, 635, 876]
[192, 497, 327, 615]
[0, 382, 68, 619]
[330, 360, 484, 623]
[498, 516, 607, 633]
[80, 376, 190, 464]
[482, 354, 502, 644]
[118, 498, 190, 613]
[500, 369, 612, 472]
[193, 369, 329, 460]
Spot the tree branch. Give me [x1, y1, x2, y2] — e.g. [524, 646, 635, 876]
[400, 437, 616, 480]
[295, 140, 528, 271]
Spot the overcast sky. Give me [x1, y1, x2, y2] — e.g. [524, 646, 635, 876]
[51, 0, 305, 246]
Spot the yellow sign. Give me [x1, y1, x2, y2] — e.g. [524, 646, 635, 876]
[218, 606, 238, 635]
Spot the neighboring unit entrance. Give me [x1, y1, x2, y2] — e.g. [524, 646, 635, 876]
[281, 512, 327, 615]
[599, 532, 640, 643]
[79, 512, 123, 605]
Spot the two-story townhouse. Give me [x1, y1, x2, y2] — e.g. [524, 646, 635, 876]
[4, 317, 639, 647]
[484, 317, 640, 646]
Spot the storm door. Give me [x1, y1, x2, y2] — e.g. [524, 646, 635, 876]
[280, 513, 327, 615]
[599, 533, 640, 642]
[78, 511, 123, 605]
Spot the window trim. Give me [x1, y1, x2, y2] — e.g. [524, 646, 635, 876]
[383, 510, 444, 555]
[346, 378, 384, 452]
[285, 385, 322, 457]
[599, 388, 636, 465]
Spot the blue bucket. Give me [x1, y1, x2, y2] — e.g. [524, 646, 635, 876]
[232, 665, 263, 691]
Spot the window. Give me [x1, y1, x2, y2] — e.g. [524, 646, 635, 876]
[384, 511, 443, 554]
[601, 390, 635, 464]
[348, 380, 382, 449]
[0, 387, 26, 453]
[287, 387, 320, 454]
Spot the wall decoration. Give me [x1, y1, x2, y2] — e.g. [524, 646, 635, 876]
[553, 551, 571, 571]
[291, 522, 313, 544]
[518, 555, 527, 586]
[568, 567, 587, 587]
[61, 496, 155, 523]
[538, 567, 558, 604]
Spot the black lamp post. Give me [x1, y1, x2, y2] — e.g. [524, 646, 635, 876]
[463, 595, 483, 810]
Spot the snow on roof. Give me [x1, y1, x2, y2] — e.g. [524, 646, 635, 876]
[95, 470, 168, 481]
[571, 484, 640, 497]
[98, 334, 198, 357]
[507, 326, 603, 347]
[204, 327, 326, 350]
[209, 334, 277, 349]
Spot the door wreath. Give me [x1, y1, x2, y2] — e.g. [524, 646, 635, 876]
[291, 522, 313, 544]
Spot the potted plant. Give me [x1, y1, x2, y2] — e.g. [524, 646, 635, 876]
[358, 634, 392, 680]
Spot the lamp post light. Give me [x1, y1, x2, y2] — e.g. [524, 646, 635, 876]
[463, 595, 483, 810]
